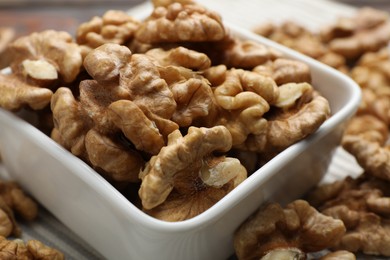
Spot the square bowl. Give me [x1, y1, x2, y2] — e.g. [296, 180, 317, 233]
[0, 17, 361, 260]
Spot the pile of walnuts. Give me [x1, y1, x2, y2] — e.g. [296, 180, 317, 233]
[239, 5, 390, 260]
[0, 0, 331, 223]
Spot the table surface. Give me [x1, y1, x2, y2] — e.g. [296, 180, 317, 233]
[1, 1, 390, 259]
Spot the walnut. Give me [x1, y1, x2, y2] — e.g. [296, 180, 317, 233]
[253, 58, 312, 85]
[26, 239, 64, 260]
[0, 74, 52, 111]
[307, 174, 390, 256]
[319, 250, 356, 260]
[138, 126, 247, 221]
[342, 114, 390, 181]
[324, 8, 390, 59]
[253, 21, 348, 72]
[0, 236, 64, 260]
[233, 200, 346, 260]
[145, 46, 211, 70]
[82, 44, 178, 151]
[135, 2, 225, 43]
[76, 10, 140, 54]
[0, 237, 31, 259]
[0, 181, 38, 222]
[8, 30, 82, 85]
[241, 89, 330, 156]
[211, 68, 278, 146]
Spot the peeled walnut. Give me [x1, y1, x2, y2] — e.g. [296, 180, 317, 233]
[234, 200, 346, 260]
[211, 68, 278, 146]
[241, 88, 330, 156]
[253, 58, 312, 85]
[145, 46, 211, 70]
[342, 114, 390, 181]
[253, 21, 348, 72]
[0, 74, 52, 111]
[324, 8, 390, 59]
[0, 236, 64, 260]
[76, 10, 140, 55]
[9, 30, 82, 86]
[135, 1, 225, 43]
[139, 126, 247, 221]
[307, 174, 390, 256]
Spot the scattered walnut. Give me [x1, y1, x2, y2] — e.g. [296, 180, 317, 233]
[307, 174, 390, 256]
[27, 239, 64, 260]
[324, 8, 390, 59]
[234, 200, 346, 260]
[139, 126, 247, 221]
[135, 2, 225, 43]
[0, 236, 64, 260]
[342, 114, 390, 181]
[9, 30, 82, 85]
[253, 21, 348, 72]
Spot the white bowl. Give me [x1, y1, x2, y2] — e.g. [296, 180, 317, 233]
[0, 22, 360, 260]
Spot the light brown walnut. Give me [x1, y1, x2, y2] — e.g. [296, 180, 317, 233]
[307, 174, 390, 256]
[76, 10, 140, 54]
[241, 89, 330, 156]
[319, 250, 356, 260]
[135, 2, 225, 43]
[233, 200, 346, 260]
[9, 30, 82, 85]
[342, 115, 390, 181]
[0, 74, 52, 111]
[139, 126, 247, 221]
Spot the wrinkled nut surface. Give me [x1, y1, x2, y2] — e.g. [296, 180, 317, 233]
[9, 30, 82, 84]
[342, 114, 390, 181]
[76, 10, 140, 51]
[234, 200, 346, 260]
[135, 2, 225, 43]
[307, 174, 390, 256]
[0, 236, 64, 260]
[0, 74, 53, 111]
[139, 126, 247, 221]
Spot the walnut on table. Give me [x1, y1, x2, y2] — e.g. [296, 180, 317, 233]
[233, 200, 347, 260]
[323, 7, 390, 60]
[307, 174, 390, 256]
[253, 21, 348, 73]
[139, 126, 247, 221]
[0, 236, 64, 260]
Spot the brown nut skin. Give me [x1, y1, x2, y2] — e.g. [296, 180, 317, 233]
[233, 200, 346, 260]
[306, 174, 390, 256]
[0, 74, 52, 111]
[84, 128, 144, 183]
[139, 126, 247, 221]
[342, 115, 390, 182]
[27, 239, 64, 260]
[241, 89, 330, 156]
[135, 2, 225, 43]
[9, 30, 82, 85]
[76, 10, 140, 51]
